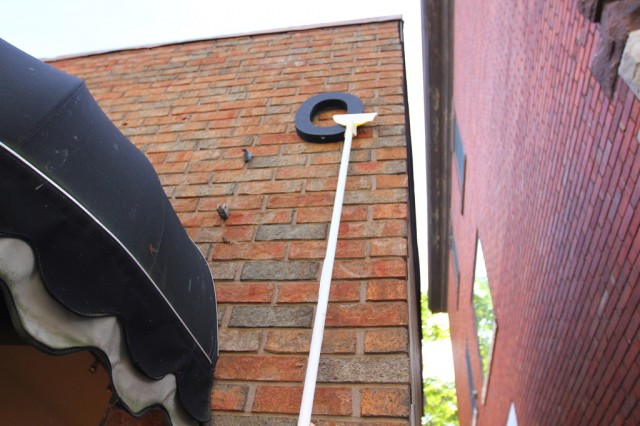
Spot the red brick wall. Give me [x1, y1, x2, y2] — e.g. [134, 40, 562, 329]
[449, 0, 640, 425]
[52, 21, 417, 424]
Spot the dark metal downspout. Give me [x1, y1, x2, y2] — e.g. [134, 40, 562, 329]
[423, 0, 453, 313]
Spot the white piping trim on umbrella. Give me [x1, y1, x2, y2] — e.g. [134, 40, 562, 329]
[0, 140, 212, 364]
[0, 237, 196, 426]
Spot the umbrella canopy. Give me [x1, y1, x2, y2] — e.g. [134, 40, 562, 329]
[0, 39, 218, 424]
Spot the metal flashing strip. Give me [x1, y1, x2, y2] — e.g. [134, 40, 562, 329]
[0, 140, 212, 365]
[399, 17, 425, 422]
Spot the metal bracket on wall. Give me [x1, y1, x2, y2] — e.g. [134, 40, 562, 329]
[216, 204, 229, 220]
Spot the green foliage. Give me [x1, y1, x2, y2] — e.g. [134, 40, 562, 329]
[421, 293, 458, 425]
[422, 377, 459, 426]
[421, 294, 451, 341]
[472, 277, 495, 378]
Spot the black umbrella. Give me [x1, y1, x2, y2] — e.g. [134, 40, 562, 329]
[0, 39, 217, 424]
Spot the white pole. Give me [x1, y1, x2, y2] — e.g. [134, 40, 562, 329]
[297, 111, 377, 425]
[298, 122, 354, 426]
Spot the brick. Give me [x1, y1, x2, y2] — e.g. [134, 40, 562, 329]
[211, 168, 273, 183]
[237, 180, 303, 195]
[326, 302, 408, 327]
[183, 172, 211, 185]
[144, 151, 167, 165]
[364, 328, 408, 353]
[194, 225, 255, 243]
[215, 282, 275, 303]
[218, 99, 267, 111]
[217, 306, 225, 326]
[267, 192, 334, 208]
[240, 261, 319, 280]
[229, 306, 314, 327]
[189, 158, 245, 172]
[338, 221, 407, 239]
[154, 162, 188, 174]
[199, 195, 264, 211]
[376, 175, 408, 189]
[370, 238, 407, 257]
[332, 259, 407, 279]
[210, 415, 295, 426]
[366, 280, 408, 301]
[253, 386, 351, 415]
[218, 329, 262, 352]
[173, 183, 235, 198]
[171, 197, 198, 213]
[309, 150, 370, 165]
[211, 262, 239, 281]
[179, 211, 212, 228]
[373, 204, 407, 219]
[348, 160, 406, 175]
[256, 133, 301, 145]
[214, 355, 306, 381]
[361, 387, 410, 417]
[282, 142, 338, 155]
[277, 282, 360, 303]
[275, 164, 338, 180]
[317, 356, 410, 383]
[297, 205, 368, 223]
[160, 174, 186, 187]
[246, 154, 306, 168]
[224, 145, 281, 159]
[178, 212, 215, 228]
[375, 147, 407, 161]
[305, 176, 372, 192]
[211, 384, 249, 411]
[224, 210, 293, 225]
[344, 189, 407, 205]
[289, 240, 365, 259]
[264, 329, 356, 354]
[213, 242, 288, 260]
[255, 224, 327, 241]
[145, 141, 200, 154]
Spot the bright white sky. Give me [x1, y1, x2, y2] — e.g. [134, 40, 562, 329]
[4, 0, 406, 59]
[2, 0, 451, 378]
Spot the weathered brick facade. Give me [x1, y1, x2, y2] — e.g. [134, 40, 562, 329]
[52, 20, 419, 424]
[430, 0, 640, 424]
